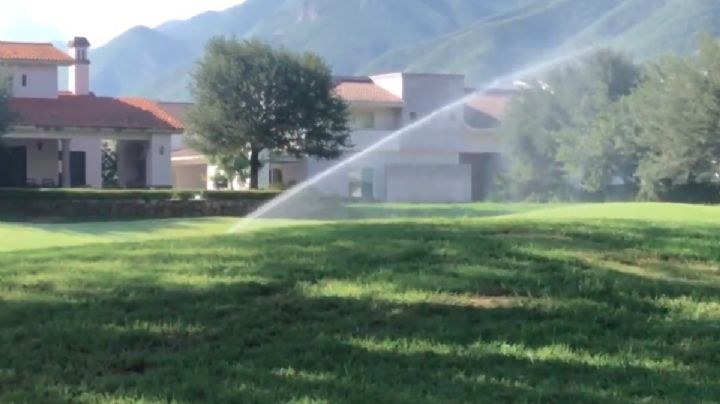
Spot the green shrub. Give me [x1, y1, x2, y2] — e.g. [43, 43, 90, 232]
[0, 188, 173, 201]
[0, 189, 280, 202]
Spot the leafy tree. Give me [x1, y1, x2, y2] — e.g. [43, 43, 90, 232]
[629, 33, 720, 199]
[500, 49, 641, 200]
[186, 38, 350, 189]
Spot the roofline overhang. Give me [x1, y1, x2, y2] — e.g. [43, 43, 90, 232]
[171, 155, 208, 165]
[9, 124, 181, 135]
[345, 100, 405, 108]
[0, 59, 75, 67]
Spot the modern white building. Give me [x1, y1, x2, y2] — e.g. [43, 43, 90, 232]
[172, 73, 510, 202]
[0, 38, 182, 189]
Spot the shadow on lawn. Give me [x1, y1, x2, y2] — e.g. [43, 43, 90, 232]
[2, 220, 720, 402]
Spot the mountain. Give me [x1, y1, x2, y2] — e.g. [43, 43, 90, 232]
[90, 0, 522, 100]
[89, 0, 720, 101]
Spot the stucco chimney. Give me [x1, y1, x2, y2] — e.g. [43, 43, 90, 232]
[67, 37, 91, 95]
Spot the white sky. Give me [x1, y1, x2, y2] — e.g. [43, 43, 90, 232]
[0, 0, 245, 46]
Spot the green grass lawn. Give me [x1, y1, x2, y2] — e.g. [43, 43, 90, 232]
[2, 203, 720, 403]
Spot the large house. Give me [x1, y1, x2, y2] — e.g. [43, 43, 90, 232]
[0, 38, 182, 188]
[173, 73, 510, 202]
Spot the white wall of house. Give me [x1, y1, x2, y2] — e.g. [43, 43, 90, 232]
[385, 164, 472, 203]
[146, 134, 173, 187]
[295, 150, 462, 200]
[348, 105, 401, 131]
[71, 138, 102, 188]
[258, 160, 308, 189]
[8, 64, 59, 99]
[173, 164, 207, 189]
[371, 73, 465, 126]
[2, 138, 59, 186]
[171, 134, 185, 150]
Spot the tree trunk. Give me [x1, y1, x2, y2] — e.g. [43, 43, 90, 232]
[250, 148, 260, 190]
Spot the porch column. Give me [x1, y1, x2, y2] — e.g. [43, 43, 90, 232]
[61, 139, 71, 188]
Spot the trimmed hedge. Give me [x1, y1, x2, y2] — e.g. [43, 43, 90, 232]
[0, 188, 281, 202]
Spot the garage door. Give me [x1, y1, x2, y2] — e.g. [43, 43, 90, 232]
[385, 164, 472, 203]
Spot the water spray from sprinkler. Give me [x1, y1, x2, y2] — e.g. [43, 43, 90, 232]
[228, 47, 597, 233]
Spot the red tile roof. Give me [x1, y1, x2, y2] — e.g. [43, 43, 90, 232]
[121, 97, 185, 130]
[9, 94, 184, 132]
[334, 81, 403, 104]
[0, 41, 75, 65]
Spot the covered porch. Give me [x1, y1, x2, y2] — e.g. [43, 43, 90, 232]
[4, 95, 183, 189]
[0, 131, 172, 189]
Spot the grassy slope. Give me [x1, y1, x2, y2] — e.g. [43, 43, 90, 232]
[0, 218, 234, 253]
[1, 203, 720, 402]
[2, 203, 719, 252]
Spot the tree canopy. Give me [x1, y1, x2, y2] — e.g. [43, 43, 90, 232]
[499, 49, 641, 200]
[186, 38, 350, 189]
[499, 35, 720, 203]
[629, 34, 720, 199]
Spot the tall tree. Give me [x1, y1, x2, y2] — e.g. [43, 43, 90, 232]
[499, 49, 641, 200]
[629, 33, 720, 199]
[186, 38, 350, 189]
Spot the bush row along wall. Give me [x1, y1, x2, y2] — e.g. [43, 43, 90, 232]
[0, 189, 281, 201]
[0, 189, 281, 219]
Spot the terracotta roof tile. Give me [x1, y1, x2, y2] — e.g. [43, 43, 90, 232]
[0, 41, 75, 65]
[334, 81, 403, 104]
[121, 98, 185, 130]
[9, 94, 184, 132]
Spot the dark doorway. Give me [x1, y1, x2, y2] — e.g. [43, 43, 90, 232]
[0, 146, 27, 188]
[460, 153, 501, 201]
[70, 151, 87, 187]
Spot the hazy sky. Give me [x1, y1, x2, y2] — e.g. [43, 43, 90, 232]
[0, 0, 245, 45]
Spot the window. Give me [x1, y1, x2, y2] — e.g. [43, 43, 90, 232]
[21, 74, 27, 87]
[409, 112, 418, 121]
[349, 168, 374, 200]
[353, 111, 375, 129]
